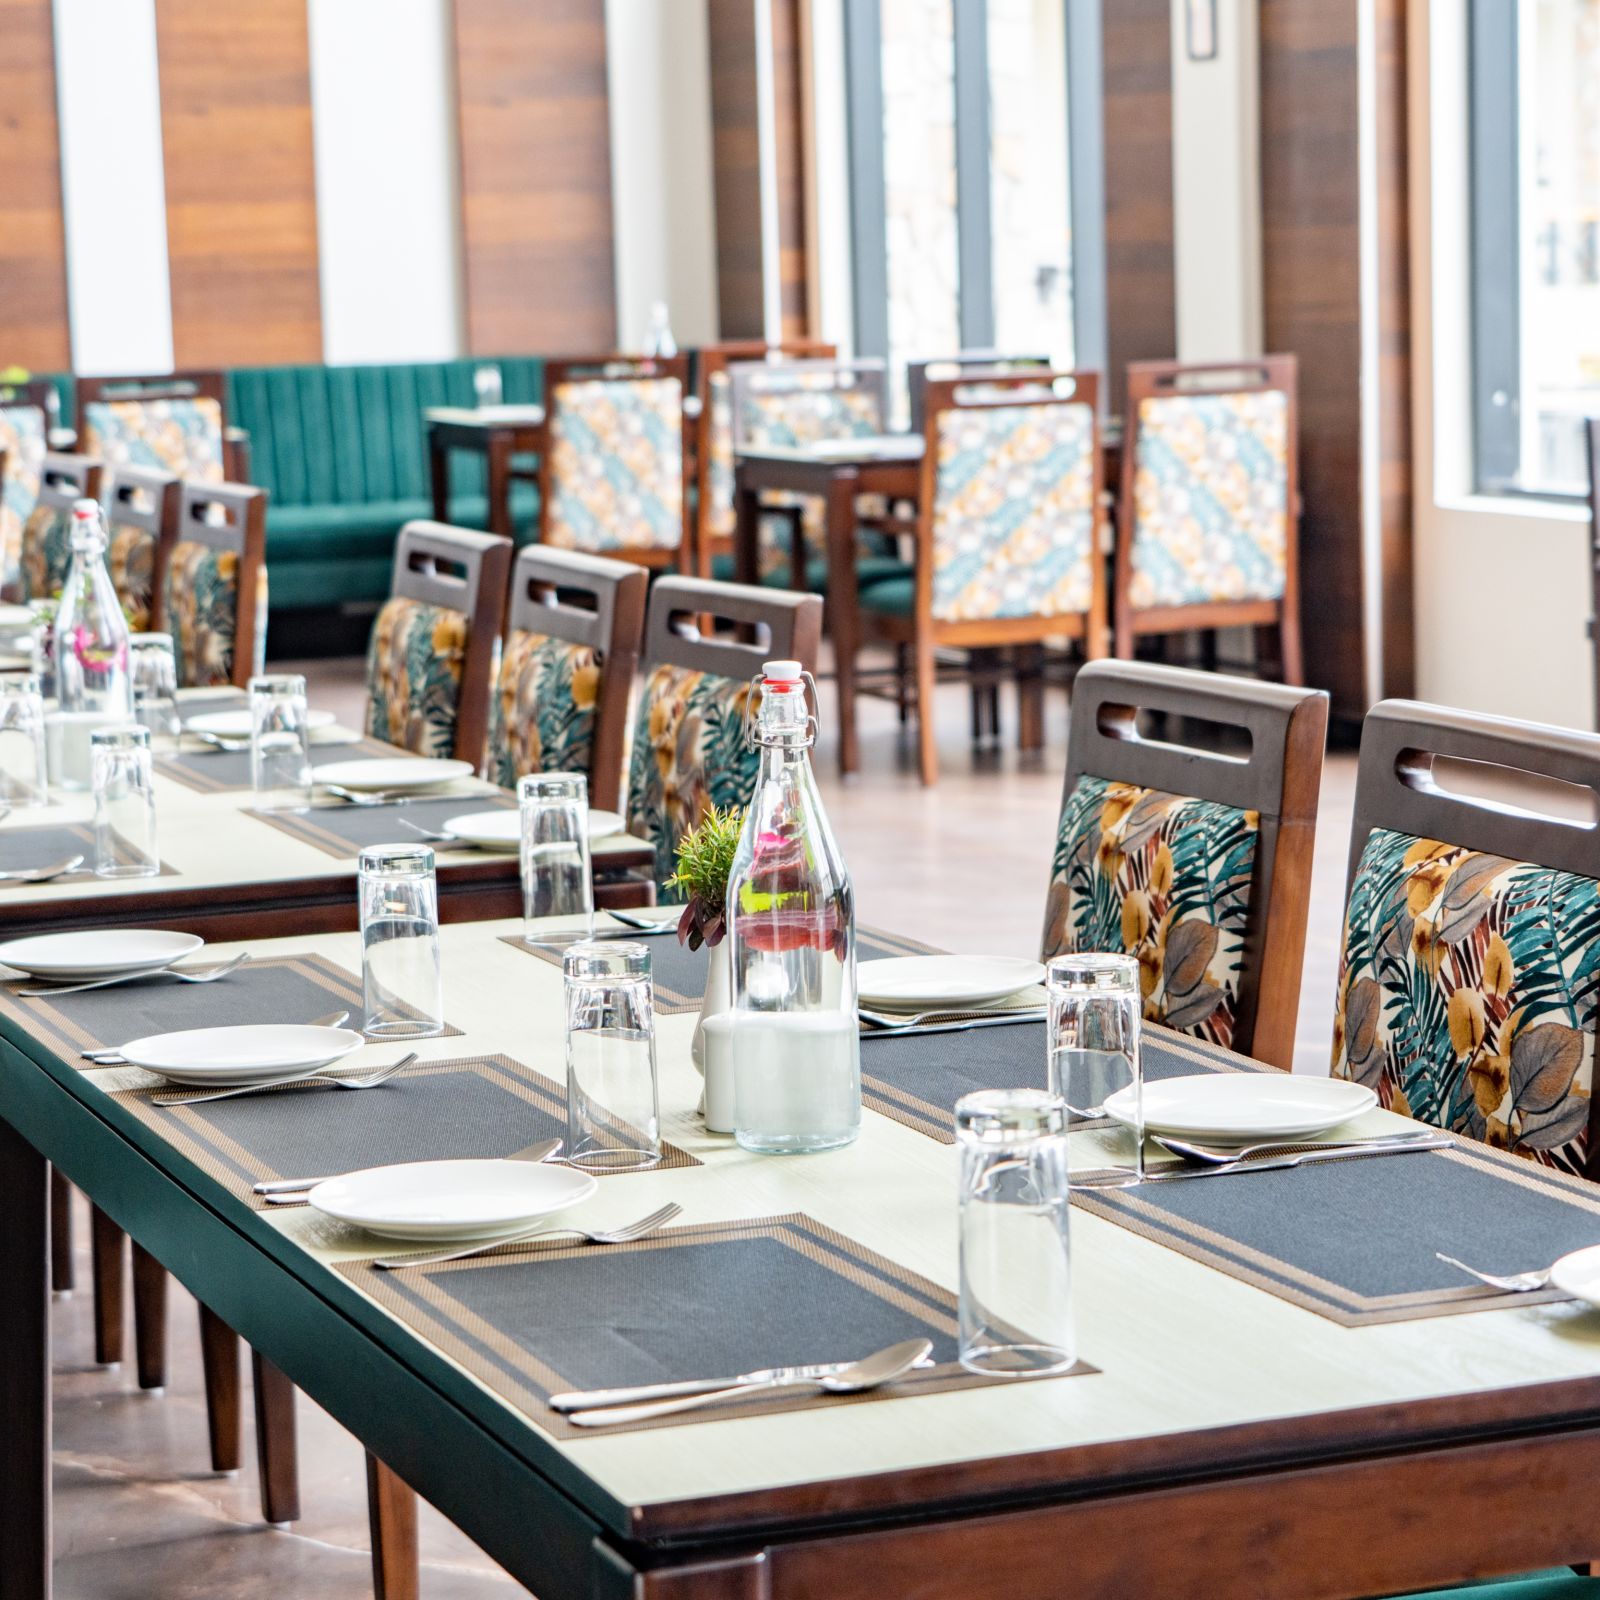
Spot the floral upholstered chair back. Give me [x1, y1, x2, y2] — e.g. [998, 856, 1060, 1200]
[103, 468, 177, 635]
[1330, 703, 1600, 1180]
[543, 358, 688, 556]
[1126, 365, 1293, 611]
[17, 456, 102, 603]
[926, 384, 1098, 624]
[490, 631, 601, 788]
[81, 393, 227, 484]
[164, 483, 266, 688]
[0, 402, 46, 593]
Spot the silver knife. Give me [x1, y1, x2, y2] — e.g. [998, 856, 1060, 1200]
[1074, 1133, 1453, 1189]
[252, 1135, 563, 1196]
[550, 1357, 888, 1413]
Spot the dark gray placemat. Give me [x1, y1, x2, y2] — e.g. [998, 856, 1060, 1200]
[1074, 1139, 1600, 1326]
[503, 925, 936, 1015]
[861, 1022, 1261, 1143]
[337, 1212, 1094, 1438]
[0, 821, 98, 886]
[0, 952, 458, 1057]
[107, 1053, 698, 1207]
[155, 737, 393, 795]
[244, 789, 517, 859]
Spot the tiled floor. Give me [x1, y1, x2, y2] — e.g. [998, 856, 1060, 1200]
[49, 654, 1358, 1596]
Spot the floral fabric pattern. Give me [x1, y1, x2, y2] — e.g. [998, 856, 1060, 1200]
[626, 663, 758, 889]
[547, 378, 684, 553]
[488, 629, 600, 790]
[1042, 775, 1260, 1048]
[1128, 390, 1289, 609]
[365, 596, 466, 758]
[18, 504, 73, 602]
[163, 540, 239, 687]
[1331, 828, 1600, 1176]
[0, 405, 46, 591]
[109, 522, 156, 633]
[82, 398, 226, 483]
[929, 400, 1097, 623]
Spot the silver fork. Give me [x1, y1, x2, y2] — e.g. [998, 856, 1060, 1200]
[1435, 1252, 1553, 1293]
[151, 1051, 417, 1107]
[190, 731, 250, 753]
[372, 1201, 683, 1271]
[318, 784, 411, 807]
[1154, 1130, 1440, 1165]
[0, 854, 86, 885]
[83, 1007, 349, 1066]
[22, 951, 251, 999]
[395, 818, 453, 843]
[859, 1006, 1046, 1032]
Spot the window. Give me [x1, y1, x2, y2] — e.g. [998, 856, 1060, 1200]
[1471, 0, 1600, 499]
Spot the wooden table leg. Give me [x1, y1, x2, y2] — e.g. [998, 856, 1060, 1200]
[487, 435, 513, 539]
[366, 1452, 420, 1600]
[252, 1349, 300, 1525]
[733, 470, 761, 588]
[825, 469, 862, 776]
[49, 1168, 73, 1293]
[89, 1205, 124, 1366]
[0, 1117, 51, 1600]
[198, 1304, 242, 1472]
[429, 429, 450, 523]
[130, 1243, 167, 1390]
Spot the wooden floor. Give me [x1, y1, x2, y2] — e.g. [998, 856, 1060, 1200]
[47, 653, 1358, 1597]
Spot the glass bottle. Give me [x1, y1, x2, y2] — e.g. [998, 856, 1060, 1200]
[726, 660, 860, 1154]
[643, 300, 677, 359]
[50, 499, 131, 790]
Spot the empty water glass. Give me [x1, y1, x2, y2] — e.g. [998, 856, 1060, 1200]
[129, 633, 181, 742]
[1047, 952, 1144, 1180]
[250, 673, 313, 809]
[358, 843, 444, 1039]
[91, 726, 159, 878]
[956, 1088, 1075, 1377]
[28, 598, 58, 700]
[520, 771, 593, 941]
[564, 940, 661, 1171]
[473, 362, 503, 408]
[0, 675, 49, 807]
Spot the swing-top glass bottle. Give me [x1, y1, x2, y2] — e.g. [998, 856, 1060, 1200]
[52, 498, 132, 790]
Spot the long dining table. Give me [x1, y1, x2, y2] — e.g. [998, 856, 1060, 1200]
[7, 914, 1600, 1600]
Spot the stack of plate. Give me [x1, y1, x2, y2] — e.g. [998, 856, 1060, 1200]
[118, 1023, 366, 1086]
[0, 928, 206, 984]
[313, 757, 476, 793]
[1102, 1074, 1380, 1144]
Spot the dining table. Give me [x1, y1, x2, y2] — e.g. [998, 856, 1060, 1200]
[424, 404, 546, 540]
[7, 913, 1600, 1600]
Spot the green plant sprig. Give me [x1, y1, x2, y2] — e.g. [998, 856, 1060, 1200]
[666, 804, 745, 949]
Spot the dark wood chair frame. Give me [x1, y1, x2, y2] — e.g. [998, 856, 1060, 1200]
[1587, 418, 1598, 731]
[855, 367, 1108, 787]
[537, 355, 695, 574]
[1056, 659, 1329, 1070]
[102, 464, 180, 624]
[642, 574, 824, 687]
[158, 481, 268, 689]
[500, 544, 648, 812]
[32, 451, 105, 520]
[75, 371, 251, 483]
[1115, 354, 1302, 683]
[905, 350, 1050, 436]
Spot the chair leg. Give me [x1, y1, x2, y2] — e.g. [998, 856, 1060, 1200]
[367, 1452, 421, 1600]
[50, 1169, 74, 1293]
[1017, 646, 1045, 751]
[130, 1243, 168, 1390]
[252, 1348, 301, 1525]
[1277, 605, 1305, 685]
[895, 645, 910, 723]
[198, 1305, 243, 1471]
[913, 636, 938, 786]
[89, 1205, 125, 1365]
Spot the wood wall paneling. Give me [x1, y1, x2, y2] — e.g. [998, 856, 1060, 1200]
[708, 0, 766, 339]
[154, 0, 323, 367]
[769, 0, 811, 341]
[0, 0, 71, 371]
[453, 0, 617, 357]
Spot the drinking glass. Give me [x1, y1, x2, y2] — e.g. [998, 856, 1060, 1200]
[956, 1088, 1075, 1377]
[28, 598, 59, 700]
[0, 675, 49, 807]
[129, 633, 181, 742]
[564, 940, 661, 1171]
[1047, 952, 1144, 1181]
[520, 771, 593, 941]
[473, 363, 503, 409]
[91, 725, 159, 878]
[358, 843, 444, 1039]
[250, 673, 313, 809]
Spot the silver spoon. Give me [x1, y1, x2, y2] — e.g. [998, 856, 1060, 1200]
[83, 1007, 349, 1066]
[566, 1337, 934, 1428]
[372, 1201, 683, 1270]
[0, 854, 86, 884]
[254, 1136, 564, 1198]
[1153, 1129, 1441, 1165]
[23, 951, 252, 999]
[1435, 1253, 1554, 1293]
[152, 1051, 418, 1108]
[189, 731, 251, 753]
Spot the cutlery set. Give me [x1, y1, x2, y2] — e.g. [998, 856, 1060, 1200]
[372, 1201, 684, 1270]
[0, 854, 86, 884]
[152, 1050, 418, 1107]
[1073, 1130, 1451, 1188]
[26, 951, 252, 999]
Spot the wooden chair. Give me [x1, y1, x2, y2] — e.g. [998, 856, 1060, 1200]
[16, 452, 104, 601]
[487, 544, 647, 810]
[626, 575, 823, 889]
[102, 465, 180, 634]
[1115, 355, 1302, 682]
[0, 379, 55, 597]
[76, 370, 250, 484]
[906, 351, 1050, 436]
[157, 480, 267, 688]
[852, 367, 1107, 786]
[1587, 418, 1598, 731]
[538, 354, 694, 571]
[365, 520, 511, 766]
[1332, 701, 1600, 1180]
[1043, 660, 1328, 1069]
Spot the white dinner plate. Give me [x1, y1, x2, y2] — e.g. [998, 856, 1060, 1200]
[185, 708, 336, 738]
[857, 955, 1045, 1010]
[0, 601, 35, 634]
[439, 808, 625, 852]
[1102, 1074, 1379, 1145]
[308, 1158, 597, 1241]
[117, 1023, 366, 1086]
[313, 757, 475, 794]
[0, 928, 204, 982]
[1548, 1245, 1600, 1309]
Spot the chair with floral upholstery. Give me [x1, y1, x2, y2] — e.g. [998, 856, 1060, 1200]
[538, 355, 693, 571]
[76, 371, 250, 484]
[102, 466, 179, 634]
[157, 481, 268, 688]
[1331, 701, 1600, 1180]
[488, 544, 647, 810]
[16, 453, 104, 602]
[1116, 355, 1301, 682]
[905, 351, 1050, 436]
[1042, 660, 1327, 1067]
[0, 379, 54, 598]
[365, 520, 511, 765]
[626, 575, 823, 890]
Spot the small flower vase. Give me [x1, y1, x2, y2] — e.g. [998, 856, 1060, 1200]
[692, 939, 735, 1133]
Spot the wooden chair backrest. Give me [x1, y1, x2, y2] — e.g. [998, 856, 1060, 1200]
[906, 351, 1050, 435]
[103, 464, 180, 545]
[165, 480, 267, 687]
[642, 575, 823, 683]
[35, 451, 104, 515]
[727, 358, 888, 451]
[76, 370, 244, 481]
